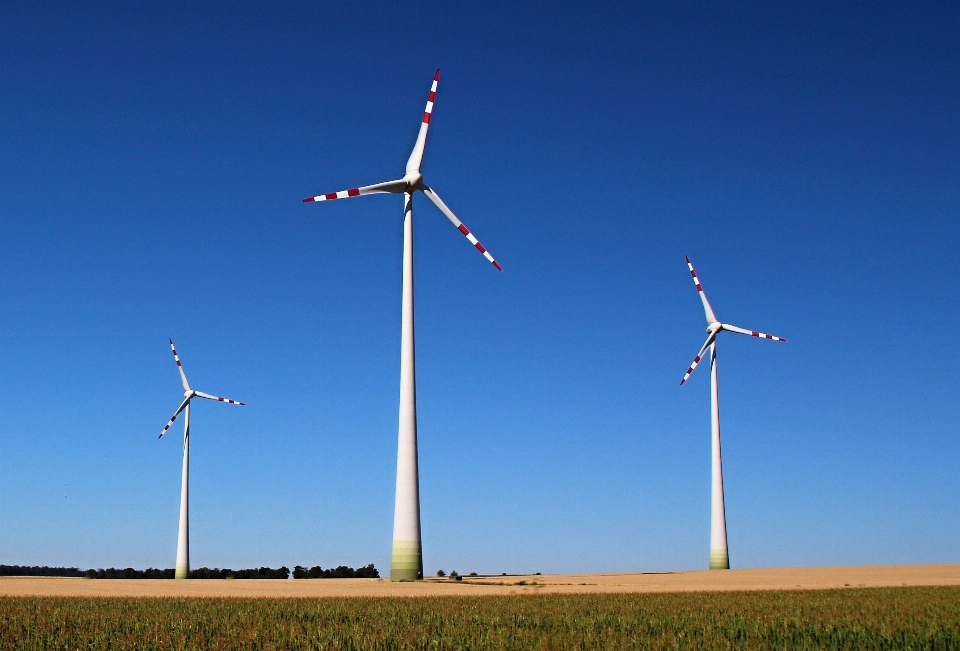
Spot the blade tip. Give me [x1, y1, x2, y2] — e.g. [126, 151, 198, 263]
[302, 197, 315, 203]
[434, 69, 440, 80]
[685, 255, 691, 263]
[493, 261, 503, 272]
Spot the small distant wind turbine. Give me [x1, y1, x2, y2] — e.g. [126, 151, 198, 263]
[158, 339, 244, 579]
[680, 257, 786, 570]
[303, 70, 500, 581]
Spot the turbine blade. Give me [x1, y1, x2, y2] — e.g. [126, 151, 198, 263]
[685, 257, 718, 325]
[194, 390, 245, 406]
[406, 69, 440, 174]
[680, 332, 717, 386]
[721, 323, 787, 341]
[169, 339, 190, 392]
[159, 397, 191, 439]
[421, 186, 502, 271]
[303, 178, 407, 203]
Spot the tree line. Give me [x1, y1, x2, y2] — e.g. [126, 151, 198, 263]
[1, 564, 290, 579]
[292, 564, 379, 579]
[189, 567, 291, 579]
[1, 564, 379, 579]
[0, 565, 85, 577]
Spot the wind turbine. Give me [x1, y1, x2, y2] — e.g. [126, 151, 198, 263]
[158, 339, 244, 579]
[303, 70, 501, 581]
[680, 257, 785, 570]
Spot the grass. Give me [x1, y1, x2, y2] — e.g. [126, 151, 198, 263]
[1, 587, 959, 649]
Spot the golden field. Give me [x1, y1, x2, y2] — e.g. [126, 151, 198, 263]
[1, 563, 957, 598]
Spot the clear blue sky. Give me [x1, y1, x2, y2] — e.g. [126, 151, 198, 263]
[0, 2, 957, 574]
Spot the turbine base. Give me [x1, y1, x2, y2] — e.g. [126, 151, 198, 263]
[175, 564, 189, 580]
[390, 540, 423, 581]
[709, 549, 729, 570]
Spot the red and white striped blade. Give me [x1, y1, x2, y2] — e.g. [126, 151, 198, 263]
[406, 70, 440, 174]
[421, 186, 502, 271]
[169, 339, 190, 392]
[194, 390, 245, 406]
[680, 331, 717, 386]
[303, 178, 407, 204]
[721, 323, 787, 341]
[159, 396, 191, 439]
[685, 257, 718, 325]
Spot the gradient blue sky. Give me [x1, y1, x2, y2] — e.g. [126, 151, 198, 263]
[1, 2, 958, 574]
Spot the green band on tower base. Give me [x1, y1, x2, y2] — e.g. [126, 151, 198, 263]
[709, 549, 729, 570]
[391, 540, 423, 581]
[175, 564, 189, 580]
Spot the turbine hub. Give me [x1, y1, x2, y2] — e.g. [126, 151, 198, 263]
[404, 171, 423, 191]
[184, 389, 195, 400]
[707, 322, 722, 334]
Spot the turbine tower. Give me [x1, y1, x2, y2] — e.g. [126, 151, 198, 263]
[303, 70, 501, 581]
[680, 257, 785, 570]
[159, 339, 244, 579]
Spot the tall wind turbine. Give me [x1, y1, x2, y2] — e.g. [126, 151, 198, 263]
[303, 70, 501, 581]
[158, 339, 244, 579]
[680, 257, 785, 570]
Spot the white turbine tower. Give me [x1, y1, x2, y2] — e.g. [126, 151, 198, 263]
[680, 257, 786, 570]
[158, 339, 244, 579]
[303, 70, 501, 581]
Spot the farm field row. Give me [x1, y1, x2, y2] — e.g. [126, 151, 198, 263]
[2, 587, 959, 649]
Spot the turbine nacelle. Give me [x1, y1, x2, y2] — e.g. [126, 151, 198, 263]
[707, 322, 722, 335]
[403, 171, 423, 192]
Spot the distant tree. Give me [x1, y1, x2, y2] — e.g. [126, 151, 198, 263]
[230, 567, 289, 579]
[142, 568, 175, 579]
[436, 569, 446, 577]
[190, 567, 227, 579]
[292, 564, 379, 579]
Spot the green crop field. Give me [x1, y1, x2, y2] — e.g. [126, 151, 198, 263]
[1, 587, 958, 650]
